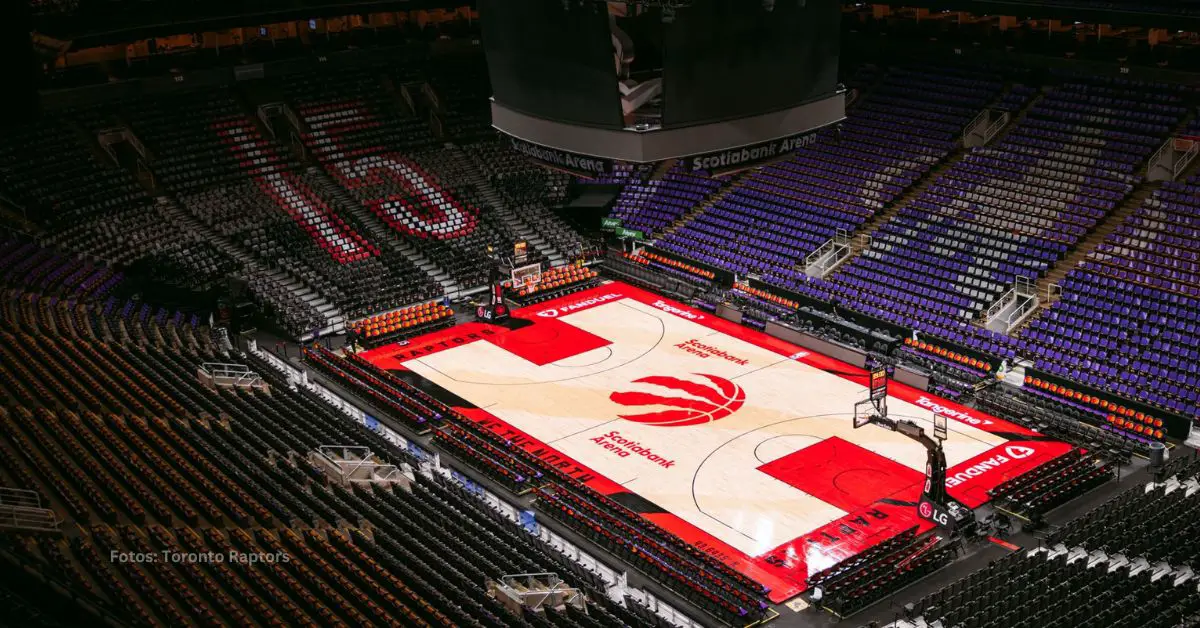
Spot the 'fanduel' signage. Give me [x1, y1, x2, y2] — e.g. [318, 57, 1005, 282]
[507, 136, 612, 176]
[687, 130, 821, 173]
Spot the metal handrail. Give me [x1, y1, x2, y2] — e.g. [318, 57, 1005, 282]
[283, 105, 305, 135]
[984, 287, 1015, 323]
[125, 131, 148, 161]
[422, 83, 441, 111]
[1148, 138, 1168, 169]
[1147, 138, 1170, 180]
[803, 229, 851, 277]
[257, 103, 282, 137]
[1173, 139, 1198, 179]
[982, 111, 1010, 144]
[0, 505, 59, 531]
[200, 362, 263, 387]
[963, 108, 989, 143]
[804, 238, 836, 267]
[984, 277, 1034, 327]
[1046, 282, 1063, 302]
[1002, 294, 1037, 329]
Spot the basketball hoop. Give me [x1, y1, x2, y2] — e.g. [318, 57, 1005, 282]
[511, 263, 543, 290]
[854, 399, 875, 429]
[854, 368, 889, 428]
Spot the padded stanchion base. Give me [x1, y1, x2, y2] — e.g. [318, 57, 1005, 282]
[475, 302, 510, 323]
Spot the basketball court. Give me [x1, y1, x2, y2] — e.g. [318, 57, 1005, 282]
[362, 281, 1072, 603]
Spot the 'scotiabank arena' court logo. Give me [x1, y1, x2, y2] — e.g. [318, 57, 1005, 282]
[609, 374, 745, 427]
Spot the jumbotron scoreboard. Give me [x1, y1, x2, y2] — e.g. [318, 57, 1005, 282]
[479, 0, 846, 176]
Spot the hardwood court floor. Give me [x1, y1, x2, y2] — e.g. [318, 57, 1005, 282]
[363, 281, 1071, 602]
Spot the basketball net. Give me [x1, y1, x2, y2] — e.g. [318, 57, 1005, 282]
[511, 262, 543, 290]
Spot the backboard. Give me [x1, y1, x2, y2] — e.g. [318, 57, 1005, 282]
[854, 399, 876, 429]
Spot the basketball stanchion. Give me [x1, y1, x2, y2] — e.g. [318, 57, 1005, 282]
[476, 278, 511, 323]
[477, 252, 511, 323]
[854, 368, 973, 535]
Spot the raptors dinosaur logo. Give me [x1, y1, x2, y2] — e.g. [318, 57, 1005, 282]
[609, 374, 745, 427]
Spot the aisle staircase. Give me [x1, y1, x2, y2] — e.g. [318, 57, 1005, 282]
[242, 88, 463, 299]
[1142, 109, 1198, 181]
[654, 173, 747, 241]
[649, 158, 678, 182]
[155, 194, 346, 335]
[1178, 145, 1200, 182]
[447, 145, 565, 266]
[1019, 182, 1160, 334]
[824, 148, 964, 268]
[991, 88, 1046, 146]
[303, 166, 461, 296]
[153, 196, 253, 267]
[380, 75, 415, 117]
[71, 119, 121, 168]
[829, 89, 1049, 278]
[962, 84, 1020, 148]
